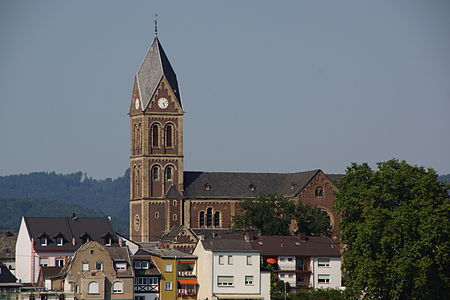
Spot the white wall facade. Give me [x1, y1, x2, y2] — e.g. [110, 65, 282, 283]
[193, 242, 212, 300]
[212, 252, 260, 295]
[15, 217, 32, 283]
[310, 256, 342, 289]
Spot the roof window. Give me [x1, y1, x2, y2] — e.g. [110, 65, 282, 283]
[249, 184, 255, 191]
[204, 183, 211, 191]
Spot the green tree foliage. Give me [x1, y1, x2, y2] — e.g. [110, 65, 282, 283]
[334, 160, 450, 300]
[233, 193, 331, 236]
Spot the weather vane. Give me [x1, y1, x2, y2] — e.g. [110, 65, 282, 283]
[154, 13, 158, 36]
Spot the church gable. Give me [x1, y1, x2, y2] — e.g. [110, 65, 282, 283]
[144, 77, 182, 114]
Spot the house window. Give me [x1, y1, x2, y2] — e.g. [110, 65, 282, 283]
[151, 124, 159, 147]
[82, 261, 89, 271]
[165, 166, 173, 181]
[318, 258, 330, 267]
[165, 281, 172, 290]
[279, 257, 285, 262]
[246, 256, 252, 265]
[199, 211, 205, 226]
[214, 211, 220, 227]
[40, 237, 47, 246]
[288, 257, 293, 262]
[115, 262, 127, 270]
[135, 296, 145, 300]
[105, 237, 112, 246]
[96, 261, 103, 270]
[206, 208, 213, 226]
[318, 274, 330, 284]
[152, 166, 160, 181]
[245, 275, 254, 286]
[39, 258, 48, 267]
[56, 259, 64, 267]
[141, 261, 149, 269]
[134, 261, 141, 269]
[228, 255, 233, 265]
[288, 274, 294, 278]
[218, 255, 224, 265]
[88, 281, 99, 294]
[56, 237, 63, 246]
[315, 186, 324, 198]
[59, 294, 65, 300]
[165, 124, 173, 148]
[165, 264, 172, 272]
[217, 276, 233, 287]
[112, 281, 123, 293]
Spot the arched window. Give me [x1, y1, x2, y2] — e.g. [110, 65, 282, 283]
[112, 281, 123, 293]
[214, 211, 220, 227]
[137, 123, 141, 154]
[88, 281, 99, 294]
[206, 208, 213, 226]
[133, 124, 137, 154]
[315, 187, 324, 198]
[151, 124, 159, 148]
[173, 214, 177, 221]
[165, 124, 173, 148]
[136, 167, 141, 197]
[199, 211, 205, 227]
[152, 166, 160, 181]
[165, 166, 173, 181]
[132, 167, 137, 198]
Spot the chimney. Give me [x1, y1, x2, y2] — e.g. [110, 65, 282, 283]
[72, 238, 76, 246]
[119, 238, 123, 247]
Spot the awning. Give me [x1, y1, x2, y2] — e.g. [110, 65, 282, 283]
[178, 279, 198, 285]
[178, 260, 195, 264]
[215, 294, 264, 299]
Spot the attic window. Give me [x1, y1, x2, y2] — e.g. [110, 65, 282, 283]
[290, 182, 296, 190]
[40, 237, 48, 246]
[106, 237, 112, 246]
[204, 183, 211, 191]
[315, 187, 324, 198]
[56, 237, 63, 246]
[249, 184, 255, 191]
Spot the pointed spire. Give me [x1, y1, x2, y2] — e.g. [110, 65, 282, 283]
[136, 35, 182, 110]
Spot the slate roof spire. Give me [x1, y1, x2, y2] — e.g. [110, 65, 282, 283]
[136, 34, 181, 110]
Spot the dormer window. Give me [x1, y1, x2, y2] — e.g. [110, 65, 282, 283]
[40, 237, 47, 246]
[56, 236, 64, 246]
[80, 233, 91, 244]
[249, 184, 255, 191]
[205, 183, 211, 191]
[106, 237, 112, 246]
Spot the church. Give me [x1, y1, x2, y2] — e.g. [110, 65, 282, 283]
[128, 33, 341, 243]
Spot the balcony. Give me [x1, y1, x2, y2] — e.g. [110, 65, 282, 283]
[177, 270, 195, 277]
[177, 289, 197, 297]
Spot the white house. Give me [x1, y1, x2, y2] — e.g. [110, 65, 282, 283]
[193, 237, 270, 300]
[250, 235, 342, 290]
[15, 216, 119, 283]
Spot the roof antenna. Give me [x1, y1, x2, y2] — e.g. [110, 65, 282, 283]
[154, 12, 158, 37]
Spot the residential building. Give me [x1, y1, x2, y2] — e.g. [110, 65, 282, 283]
[250, 235, 342, 289]
[0, 231, 17, 276]
[193, 238, 270, 300]
[15, 216, 119, 283]
[0, 264, 21, 299]
[127, 32, 342, 243]
[142, 246, 198, 300]
[132, 249, 161, 300]
[34, 241, 134, 300]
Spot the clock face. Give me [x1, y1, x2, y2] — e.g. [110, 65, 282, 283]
[158, 97, 169, 109]
[135, 98, 140, 110]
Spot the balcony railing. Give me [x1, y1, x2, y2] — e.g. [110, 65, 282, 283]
[177, 270, 195, 277]
[177, 289, 197, 297]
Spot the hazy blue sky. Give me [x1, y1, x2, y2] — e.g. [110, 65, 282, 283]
[1, 0, 449, 179]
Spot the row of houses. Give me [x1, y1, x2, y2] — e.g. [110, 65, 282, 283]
[1, 216, 342, 299]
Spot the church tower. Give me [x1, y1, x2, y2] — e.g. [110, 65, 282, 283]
[129, 34, 184, 242]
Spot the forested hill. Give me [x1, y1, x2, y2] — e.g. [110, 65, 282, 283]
[0, 170, 129, 234]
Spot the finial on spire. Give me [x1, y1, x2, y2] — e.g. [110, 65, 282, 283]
[154, 13, 158, 36]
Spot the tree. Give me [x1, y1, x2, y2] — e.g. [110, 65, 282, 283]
[233, 193, 331, 236]
[334, 159, 450, 300]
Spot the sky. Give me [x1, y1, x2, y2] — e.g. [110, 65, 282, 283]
[0, 0, 449, 179]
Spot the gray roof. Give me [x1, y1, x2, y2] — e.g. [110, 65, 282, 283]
[24, 217, 118, 252]
[105, 246, 134, 277]
[139, 244, 197, 259]
[250, 236, 341, 257]
[200, 239, 258, 252]
[137, 36, 181, 110]
[183, 170, 320, 199]
[159, 225, 185, 243]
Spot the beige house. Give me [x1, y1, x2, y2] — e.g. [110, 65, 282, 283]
[38, 241, 134, 300]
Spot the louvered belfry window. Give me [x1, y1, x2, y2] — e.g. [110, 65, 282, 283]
[151, 124, 159, 147]
[165, 124, 173, 148]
